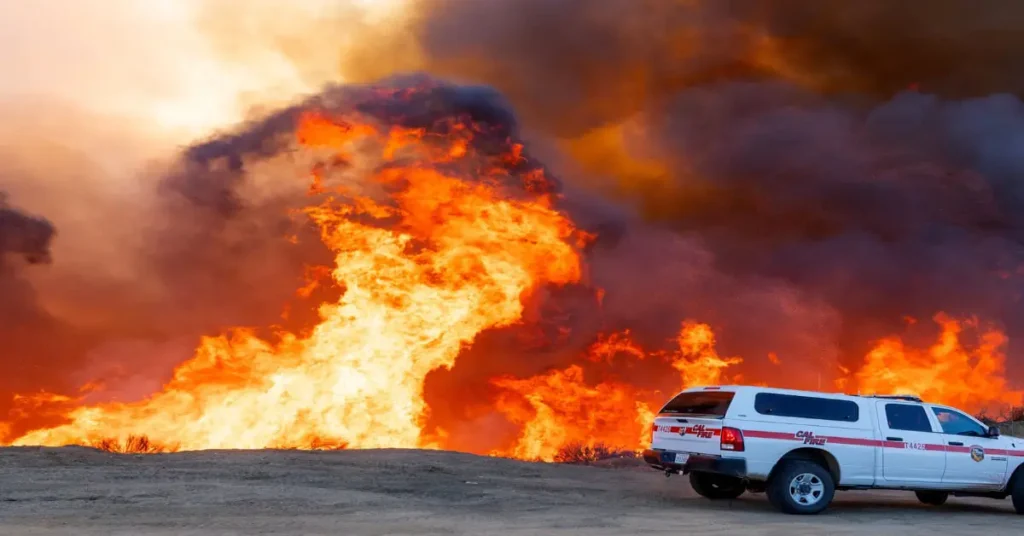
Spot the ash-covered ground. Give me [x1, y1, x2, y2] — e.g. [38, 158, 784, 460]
[0, 448, 1017, 535]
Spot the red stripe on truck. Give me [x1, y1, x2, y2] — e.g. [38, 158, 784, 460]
[741, 428, 1024, 456]
[654, 425, 1024, 457]
[990, 448, 1024, 456]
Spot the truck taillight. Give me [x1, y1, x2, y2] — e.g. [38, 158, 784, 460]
[720, 427, 744, 452]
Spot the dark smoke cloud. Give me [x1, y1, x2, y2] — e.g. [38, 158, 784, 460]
[339, 0, 1024, 387]
[0, 195, 53, 265]
[733, 0, 1024, 97]
[0, 196, 54, 336]
[149, 120, 331, 336]
[374, 0, 1024, 136]
[0, 195, 83, 427]
[636, 85, 1024, 367]
[367, 0, 748, 136]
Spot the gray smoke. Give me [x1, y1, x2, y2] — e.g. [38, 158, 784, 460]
[0, 195, 78, 422]
[0, 194, 54, 265]
[394, 0, 1024, 135]
[640, 87, 1024, 360]
[362, 0, 1024, 393]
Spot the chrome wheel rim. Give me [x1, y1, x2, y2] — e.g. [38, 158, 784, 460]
[788, 473, 825, 506]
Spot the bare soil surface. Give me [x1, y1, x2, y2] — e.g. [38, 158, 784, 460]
[0, 447, 1018, 535]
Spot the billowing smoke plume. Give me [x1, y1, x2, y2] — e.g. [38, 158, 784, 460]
[0, 197, 61, 402]
[0, 195, 53, 263]
[327, 1, 1024, 130]
[330, 0, 1024, 383]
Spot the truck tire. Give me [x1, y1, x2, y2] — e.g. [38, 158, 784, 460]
[766, 460, 835, 515]
[689, 471, 745, 500]
[1012, 475, 1024, 514]
[915, 491, 948, 506]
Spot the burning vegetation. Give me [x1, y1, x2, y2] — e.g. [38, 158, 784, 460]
[3, 1, 1024, 458]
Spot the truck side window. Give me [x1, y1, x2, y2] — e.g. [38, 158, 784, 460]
[884, 404, 933, 432]
[931, 407, 987, 437]
[753, 393, 859, 422]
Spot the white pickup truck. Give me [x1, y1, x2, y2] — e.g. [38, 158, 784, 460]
[642, 385, 1024, 515]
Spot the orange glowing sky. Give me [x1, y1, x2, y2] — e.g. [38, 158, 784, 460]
[0, 0, 408, 142]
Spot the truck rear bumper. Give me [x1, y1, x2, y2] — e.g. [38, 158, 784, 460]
[642, 448, 747, 478]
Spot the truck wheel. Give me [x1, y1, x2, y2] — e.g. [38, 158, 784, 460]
[1012, 475, 1024, 514]
[915, 491, 948, 506]
[766, 460, 835, 515]
[689, 472, 745, 500]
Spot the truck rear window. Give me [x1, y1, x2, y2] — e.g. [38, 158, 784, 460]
[659, 391, 735, 418]
[754, 393, 860, 422]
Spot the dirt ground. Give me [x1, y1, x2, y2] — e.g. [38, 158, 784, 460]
[0, 447, 1018, 535]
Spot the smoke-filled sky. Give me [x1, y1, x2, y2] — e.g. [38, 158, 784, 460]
[341, 0, 1024, 388]
[3, 0, 1024, 440]
[0, 0, 407, 137]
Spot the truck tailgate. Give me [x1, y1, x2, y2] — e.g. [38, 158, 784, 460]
[652, 416, 726, 458]
[649, 389, 735, 461]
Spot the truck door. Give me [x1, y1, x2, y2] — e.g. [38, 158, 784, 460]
[876, 402, 946, 486]
[929, 405, 1007, 489]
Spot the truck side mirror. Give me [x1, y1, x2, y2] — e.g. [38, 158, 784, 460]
[987, 425, 1001, 438]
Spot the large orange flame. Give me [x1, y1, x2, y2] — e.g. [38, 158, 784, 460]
[849, 313, 1023, 414]
[490, 321, 742, 461]
[10, 106, 584, 450]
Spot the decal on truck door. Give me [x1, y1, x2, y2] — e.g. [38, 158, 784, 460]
[795, 431, 827, 445]
[971, 446, 985, 462]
